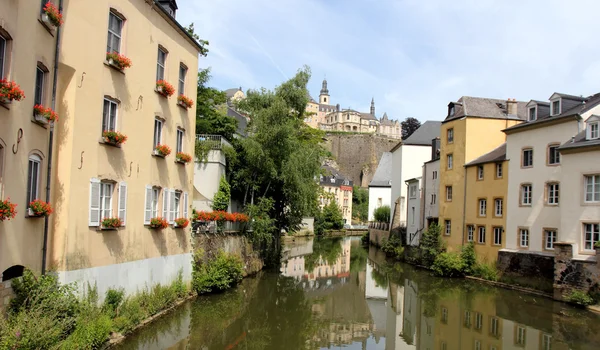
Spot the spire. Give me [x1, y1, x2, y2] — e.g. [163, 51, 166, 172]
[320, 79, 329, 95]
[370, 97, 375, 116]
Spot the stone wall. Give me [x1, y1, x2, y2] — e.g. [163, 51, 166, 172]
[553, 243, 600, 300]
[192, 233, 264, 276]
[323, 134, 398, 187]
[0, 279, 16, 315]
[497, 249, 555, 293]
[369, 229, 390, 247]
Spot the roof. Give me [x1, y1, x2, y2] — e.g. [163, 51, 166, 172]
[558, 128, 600, 152]
[403, 121, 442, 146]
[225, 88, 242, 99]
[504, 92, 600, 134]
[444, 96, 527, 123]
[226, 107, 248, 136]
[152, 1, 205, 52]
[380, 113, 397, 126]
[369, 152, 393, 187]
[360, 112, 378, 121]
[320, 165, 353, 187]
[551, 93, 586, 101]
[465, 143, 506, 167]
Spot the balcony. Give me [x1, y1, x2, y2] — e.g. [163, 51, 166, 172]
[195, 134, 232, 150]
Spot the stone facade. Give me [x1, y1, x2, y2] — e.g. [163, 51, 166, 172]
[553, 242, 600, 300]
[369, 228, 390, 247]
[496, 250, 555, 292]
[0, 279, 16, 316]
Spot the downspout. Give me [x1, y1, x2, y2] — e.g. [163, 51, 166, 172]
[42, 0, 63, 275]
[421, 164, 426, 230]
[461, 165, 468, 248]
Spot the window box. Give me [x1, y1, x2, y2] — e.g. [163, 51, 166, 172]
[174, 217, 189, 228]
[28, 200, 53, 217]
[149, 217, 168, 229]
[154, 144, 171, 157]
[106, 52, 132, 71]
[0, 80, 25, 104]
[177, 95, 193, 109]
[100, 217, 122, 230]
[175, 152, 192, 164]
[102, 130, 128, 146]
[0, 199, 17, 222]
[42, 2, 63, 27]
[156, 80, 175, 97]
[33, 105, 58, 125]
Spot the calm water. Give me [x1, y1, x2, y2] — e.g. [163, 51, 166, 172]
[117, 237, 600, 350]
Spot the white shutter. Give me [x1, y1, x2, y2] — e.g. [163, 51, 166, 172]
[117, 182, 127, 226]
[183, 192, 188, 218]
[89, 178, 101, 226]
[169, 189, 176, 223]
[162, 188, 169, 219]
[144, 185, 152, 224]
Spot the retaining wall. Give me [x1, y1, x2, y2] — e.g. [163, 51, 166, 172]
[192, 233, 264, 276]
[553, 243, 600, 300]
[497, 249, 555, 293]
[369, 229, 390, 247]
[0, 279, 15, 315]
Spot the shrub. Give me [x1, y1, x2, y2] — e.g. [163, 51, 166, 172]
[360, 231, 370, 245]
[381, 234, 404, 259]
[103, 288, 124, 314]
[60, 312, 112, 350]
[419, 223, 444, 267]
[373, 205, 391, 223]
[193, 251, 244, 294]
[460, 242, 477, 275]
[432, 252, 465, 278]
[315, 200, 344, 235]
[472, 262, 499, 281]
[566, 290, 595, 307]
[212, 176, 231, 211]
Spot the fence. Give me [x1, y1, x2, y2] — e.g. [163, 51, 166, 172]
[191, 220, 248, 235]
[368, 222, 390, 231]
[195, 134, 232, 150]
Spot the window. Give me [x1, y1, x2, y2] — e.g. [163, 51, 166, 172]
[27, 155, 41, 204]
[156, 47, 167, 81]
[479, 198, 487, 217]
[474, 340, 481, 350]
[490, 317, 499, 337]
[584, 175, 600, 203]
[0, 144, 4, 197]
[151, 187, 159, 218]
[102, 98, 118, 132]
[89, 179, 126, 226]
[478, 226, 486, 244]
[441, 307, 448, 323]
[477, 165, 484, 180]
[494, 198, 503, 217]
[100, 182, 113, 220]
[467, 225, 474, 242]
[176, 129, 184, 153]
[493, 227, 502, 245]
[544, 230, 556, 250]
[516, 326, 526, 346]
[432, 171, 437, 179]
[153, 118, 163, 148]
[548, 145, 560, 165]
[522, 148, 533, 167]
[583, 223, 599, 250]
[551, 100, 560, 115]
[444, 220, 451, 235]
[34, 66, 45, 105]
[446, 186, 452, 201]
[178, 64, 187, 96]
[542, 334, 552, 350]
[528, 107, 536, 121]
[496, 163, 503, 178]
[521, 184, 532, 205]
[547, 183, 559, 205]
[431, 194, 436, 205]
[475, 313, 483, 330]
[107, 11, 123, 54]
[464, 310, 472, 328]
[377, 198, 382, 207]
[589, 121, 599, 140]
[409, 185, 417, 198]
[520, 229, 529, 248]
[173, 191, 181, 219]
[447, 154, 453, 169]
[0, 34, 5, 79]
[447, 128, 454, 143]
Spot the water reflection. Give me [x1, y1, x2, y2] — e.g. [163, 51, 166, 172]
[117, 237, 600, 350]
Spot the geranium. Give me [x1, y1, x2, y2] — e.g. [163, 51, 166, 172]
[106, 52, 132, 70]
[191, 210, 214, 222]
[177, 95, 194, 109]
[102, 130, 128, 145]
[43, 1, 63, 26]
[174, 217, 189, 228]
[0, 80, 25, 102]
[33, 105, 59, 122]
[176, 152, 192, 163]
[231, 212, 249, 223]
[191, 210, 249, 223]
[29, 200, 53, 217]
[156, 80, 175, 97]
[150, 217, 168, 229]
[155, 144, 171, 157]
[0, 198, 17, 221]
[101, 217, 122, 228]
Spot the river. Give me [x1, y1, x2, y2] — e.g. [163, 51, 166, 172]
[116, 237, 600, 350]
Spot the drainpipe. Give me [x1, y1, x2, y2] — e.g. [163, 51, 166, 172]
[41, 0, 63, 275]
[461, 165, 468, 247]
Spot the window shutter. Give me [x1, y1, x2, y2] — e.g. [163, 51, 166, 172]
[117, 182, 127, 226]
[162, 188, 169, 219]
[183, 192, 188, 218]
[89, 178, 101, 226]
[144, 185, 152, 224]
[169, 189, 176, 223]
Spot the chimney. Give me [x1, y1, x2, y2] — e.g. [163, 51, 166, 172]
[157, 0, 178, 18]
[431, 137, 440, 160]
[506, 98, 518, 116]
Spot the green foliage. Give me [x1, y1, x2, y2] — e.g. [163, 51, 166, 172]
[211, 176, 231, 211]
[432, 252, 466, 278]
[460, 242, 477, 276]
[360, 230, 370, 245]
[472, 262, 499, 282]
[381, 234, 404, 259]
[60, 312, 112, 350]
[193, 251, 244, 294]
[419, 224, 444, 267]
[566, 290, 595, 307]
[246, 197, 276, 248]
[195, 68, 238, 139]
[314, 200, 344, 235]
[595, 241, 600, 248]
[373, 205, 391, 223]
[401, 117, 422, 140]
[183, 23, 209, 57]
[194, 139, 213, 163]
[103, 288, 124, 315]
[352, 186, 368, 223]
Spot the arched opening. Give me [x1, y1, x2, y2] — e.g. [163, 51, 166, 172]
[353, 126, 358, 131]
[2, 265, 25, 281]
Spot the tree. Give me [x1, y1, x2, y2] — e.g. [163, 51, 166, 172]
[315, 201, 344, 235]
[184, 23, 209, 57]
[401, 117, 421, 140]
[352, 186, 368, 223]
[373, 205, 391, 223]
[195, 68, 238, 140]
[419, 223, 444, 267]
[211, 176, 230, 211]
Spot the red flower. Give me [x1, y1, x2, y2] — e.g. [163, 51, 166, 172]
[156, 80, 175, 97]
[176, 152, 192, 163]
[155, 144, 172, 157]
[0, 80, 25, 102]
[102, 130, 128, 145]
[106, 52, 132, 70]
[150, 217, 168, 229]
[177, 95, 194, 109]
[33, 104, 59, 122]
[29, 200, 53, 217]
[101, 217, 122, 228]
[43, 1, 63, 26]
[190, 210, 248, 223]
[174, 217, 189, 228]
[0, 198, 17, 221]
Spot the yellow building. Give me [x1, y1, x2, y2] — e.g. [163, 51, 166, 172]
[319, 165, 353, 224]
[439, 97, 525, 253]
[464, 144, 508, 262]
[47, 0, 202, 296]
[0, 0, 59, 286]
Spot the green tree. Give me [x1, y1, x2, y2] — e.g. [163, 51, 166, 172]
[183, 23, 209, 57]
[373, 205, 391, 223]
[419, 223, 444, 267]
[314, 201, 344, 235]
[211, 176, 230, 211]
[195, 68, 238, 140]
[401, 117, 421, 140]
[352, 186, 368, 223]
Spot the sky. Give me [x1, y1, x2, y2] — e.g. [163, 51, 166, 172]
[176, 0, 600, 122]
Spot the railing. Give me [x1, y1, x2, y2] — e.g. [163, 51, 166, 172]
[191, 220, 248, 235]
[195, 134, 232, 150]
[368, 222, 390, 231]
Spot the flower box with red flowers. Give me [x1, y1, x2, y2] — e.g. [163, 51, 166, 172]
[0, 198, 17, 222]
[101, 217, 122, 230]
[106, 52, 132, 71]
[175, 152, 192, 164]
[0, 79, 25, 104]
[156, 80, 175, 97]
[102, 130, 128, 146]
[33, 105, 59, 125]
[28, 200, 53, 217]
[42, 1, 63, 28]
[149, 217, 168, 229]
[174, 217, 189, 228]
[154, 144, 171, 157]
[177, 95, 194, 109]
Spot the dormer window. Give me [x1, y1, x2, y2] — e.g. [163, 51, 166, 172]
[551, 100, 561, 116]
[448, 104, 455, 118]
[528, 107, 537, 121]
[587, 116, 599, 140]
[330, 178, 335, 184]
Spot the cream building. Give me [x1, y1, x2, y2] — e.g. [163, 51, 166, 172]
[421, 140, 440, 230]
[319, 165, 353, 224]
[0, 0, 59, 284]
[48, 0, 202, 297]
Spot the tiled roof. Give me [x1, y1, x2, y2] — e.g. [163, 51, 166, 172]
[444, 96, 527, 122]
[320, 165, 352, 187]
[369, 152, 393, 187]
[226, 107, 248, 136]
[225, 88, 242, 99]
[360, 112, 378, 121]
[403, 121, 442, 146]
[558, 129, 600, 151]
[465, 143, 506, 167]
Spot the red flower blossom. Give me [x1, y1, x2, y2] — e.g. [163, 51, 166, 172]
[174, 217, 189, 228]
[155, 144, 172, 157]
[156, 80, 175, 97]
[29, 200, 53, 217]
[177, 95, 194, 109]
[33, 104, 59, 122]
[176, 152, 192, 163]
[102, 130, 128, 145]
[101, 217, 122, 228]
[191, 210, 248, 223]
[150, 217, 168, 229]
[106, 52, 132, 70]
[0, 198, 17, 221]
[0, 80, 25, 102]
[43, 1, 63, 26]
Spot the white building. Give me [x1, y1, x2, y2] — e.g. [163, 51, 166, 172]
[503, 93, 600, 257]
[390, 121, 441, 227]
[422, 150, 440, 229]
[193, 135, 230, 211]
[405, 178, 422, 246]
[368, 152, 393, 222]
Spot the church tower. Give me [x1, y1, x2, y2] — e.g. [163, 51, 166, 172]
[319, 79, 330, 104]
[370, 97, 375, 116]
